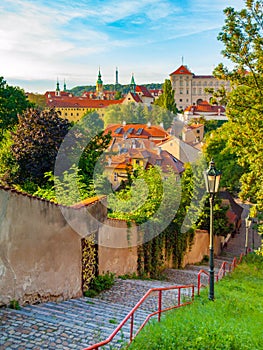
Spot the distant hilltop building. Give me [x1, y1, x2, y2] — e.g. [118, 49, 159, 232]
[170, 65, 231, 110]
[44, 64, 229, 121]
[45, 70, 157, 121]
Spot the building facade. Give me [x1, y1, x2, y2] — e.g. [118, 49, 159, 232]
[170, 65, 231, 111]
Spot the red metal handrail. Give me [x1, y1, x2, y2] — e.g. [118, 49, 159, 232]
[198, 253, 244, 294]
[83, 284, 195, 350]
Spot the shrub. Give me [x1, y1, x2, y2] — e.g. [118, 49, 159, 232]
[84, 272, 115, 298]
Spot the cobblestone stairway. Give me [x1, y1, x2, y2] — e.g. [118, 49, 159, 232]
[0, 296, 149, 349]
[1, 200, 260, 350]
[0, 254, 244, 350]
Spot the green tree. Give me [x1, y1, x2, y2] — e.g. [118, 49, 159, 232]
[0, 130, 18, 185]
[203, 123, 244, 193]
[103, 103, 173, 129]
[0, 77, 32, 137]
[26, 93, 47, 110]
[209, 0, 263, 209]
[11, 109, 72, 185]
[154, 79, 177, 115]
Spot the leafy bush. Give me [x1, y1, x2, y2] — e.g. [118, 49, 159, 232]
[84, 272, 115, 298]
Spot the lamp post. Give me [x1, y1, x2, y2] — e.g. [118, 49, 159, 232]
[245, 216, 251, 255]
[204, 159, 221, 301]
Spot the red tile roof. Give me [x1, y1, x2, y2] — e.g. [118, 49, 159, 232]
[104, 123, 169, 140]
[185, 101, 225, 114]
[46, 97, 123, 109]
[135, 85, 154, 98]
[125, 92, 143, 103]
[170, 65, 193, 76]
[106, 147, 184, 174]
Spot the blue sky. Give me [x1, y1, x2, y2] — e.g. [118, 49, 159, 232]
[0, 0, 243, 93]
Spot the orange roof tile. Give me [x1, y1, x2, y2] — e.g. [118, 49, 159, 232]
[185, 101, 225, 114]
[104, 123, 169, 140]
[170, 65, 193, 76]
[46, 97, 123, 109]
[135, 85, 154, 98]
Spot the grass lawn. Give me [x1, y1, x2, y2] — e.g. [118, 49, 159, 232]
[129, 254, 263, 350]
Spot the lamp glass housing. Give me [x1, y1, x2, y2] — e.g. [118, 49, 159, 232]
[204, 160, 221, 194]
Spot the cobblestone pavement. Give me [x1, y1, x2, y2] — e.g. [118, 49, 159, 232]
[1, 199, 261, 349]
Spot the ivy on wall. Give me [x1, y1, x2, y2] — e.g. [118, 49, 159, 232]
[81, 234, 97, 292]
[108, 165, 196, 278]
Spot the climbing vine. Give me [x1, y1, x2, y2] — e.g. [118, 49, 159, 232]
[81, 234, 97, 292]
[108, 165, 196, 278]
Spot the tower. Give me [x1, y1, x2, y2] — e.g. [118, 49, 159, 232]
[115, 67, 119, 85]
[96, 68, 103, 98]
[55, 78, 60, 96]
[130, 73, 136, 93]
[63, 79, 67, 92]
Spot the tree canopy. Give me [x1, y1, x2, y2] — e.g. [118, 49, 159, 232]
[0, 77, 32, 137]
[103, 103, 174, 129]
[154, 79, 177, 115]
[11, 109, 72, 185]
[205, 0, 263, 210]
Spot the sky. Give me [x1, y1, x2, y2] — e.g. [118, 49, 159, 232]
[0, 0, 244, 93]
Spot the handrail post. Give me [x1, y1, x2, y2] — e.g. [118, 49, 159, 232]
[178, 287, 181, 306]
[158, 290, 162, 322]
[130, 313, 134, 342]
[197, 272, 201, 295]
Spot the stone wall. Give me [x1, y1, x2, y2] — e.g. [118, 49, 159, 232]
[0, 187, 107, 306]
[183, 229, 223, 266]
[98, 218, 140, 276]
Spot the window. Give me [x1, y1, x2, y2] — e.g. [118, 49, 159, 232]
[65, 112, 67, 116]
[196, 129, 200, 134]
[114, 127, 123, 134]
[136, 128, 143, 135]
[127, 127, 134, 134]
[179, 99, 182, 102]
[180, 81, 183, 86]
[180, 89, 183, 94]
[186, 89, 189, 94]
[114, 172, 118, 181]
[198, 88, 202, 94]
[193, 88, 196, 95]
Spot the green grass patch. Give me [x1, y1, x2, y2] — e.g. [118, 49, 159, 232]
[129, 254, 263, 350]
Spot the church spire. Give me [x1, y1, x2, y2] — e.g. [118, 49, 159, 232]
[63, 79, 67, 92]
[130, 73, 136, 93]
[96, 67, 103, 98]
[55, 78, 60, 96]
[56, 78, 60, 92]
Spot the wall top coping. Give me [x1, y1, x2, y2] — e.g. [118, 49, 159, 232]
[0, 185, 106, 210]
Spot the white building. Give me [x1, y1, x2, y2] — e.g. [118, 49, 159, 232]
[170, 65, 231, 111]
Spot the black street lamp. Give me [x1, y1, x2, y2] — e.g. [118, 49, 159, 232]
[245, 216, 251, 255]
[204, 159, 221, 301]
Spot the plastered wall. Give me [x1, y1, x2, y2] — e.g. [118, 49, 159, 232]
[0, 187, 107, 306]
